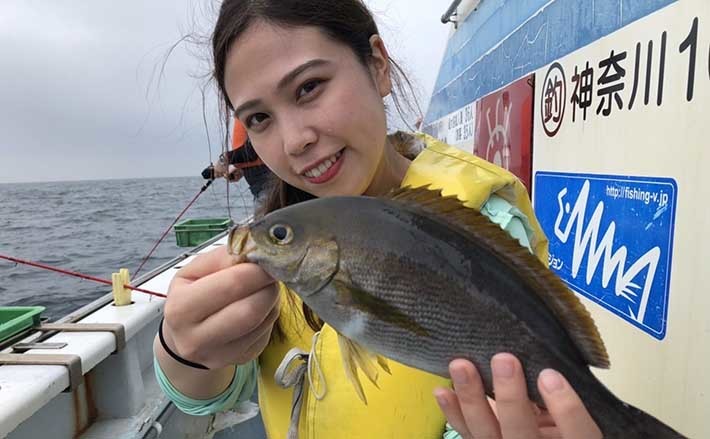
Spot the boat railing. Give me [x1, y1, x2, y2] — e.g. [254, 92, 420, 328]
[0, 226, 245, 437]
[441, 0, 463, 24]
[441, 0, 481, 26]
[0, 228, 230, 353]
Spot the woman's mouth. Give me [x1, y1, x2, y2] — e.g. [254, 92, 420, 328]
[302, 149, 344, 184]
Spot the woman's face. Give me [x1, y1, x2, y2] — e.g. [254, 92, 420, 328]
[224, 21, 393, 197]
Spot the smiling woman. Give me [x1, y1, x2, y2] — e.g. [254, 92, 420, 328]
[224, 22, 410, 198]
[211, 1, 422, 210]
[153, 1, 606, 439]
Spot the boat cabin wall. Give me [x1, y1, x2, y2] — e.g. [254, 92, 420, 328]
[423, 1, 708, 437]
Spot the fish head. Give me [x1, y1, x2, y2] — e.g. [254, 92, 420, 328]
[228, 208, 340, 297]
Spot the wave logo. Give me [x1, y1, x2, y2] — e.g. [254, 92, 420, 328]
[534, 172, 677, 339]
[483, 94, 512, 170]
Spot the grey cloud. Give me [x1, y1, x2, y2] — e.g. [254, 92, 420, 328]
[0, 0, 449, 183]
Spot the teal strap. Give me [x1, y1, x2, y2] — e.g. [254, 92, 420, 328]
[444, 423, 463, 439]
[481, 194, 534, 252]
[154, 357, 258, 416]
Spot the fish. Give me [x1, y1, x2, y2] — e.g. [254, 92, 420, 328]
[228, 186, 685, 438]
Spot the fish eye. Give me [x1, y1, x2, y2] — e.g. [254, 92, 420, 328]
[269, 224, 293, 245]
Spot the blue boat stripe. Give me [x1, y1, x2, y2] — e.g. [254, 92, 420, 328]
[425, 0, 677, 123]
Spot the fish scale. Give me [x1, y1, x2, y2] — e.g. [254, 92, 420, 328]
[338, 230, 587, 387]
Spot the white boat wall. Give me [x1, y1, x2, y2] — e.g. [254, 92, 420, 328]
[0, 233, 266, 439]
[425, 0, 708, 437]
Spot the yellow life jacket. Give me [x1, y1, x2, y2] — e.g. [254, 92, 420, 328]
[404, 133, 548, 263]
[257, 134, 549, 439]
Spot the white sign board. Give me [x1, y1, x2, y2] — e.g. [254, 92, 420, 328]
[423, 102, 475, 152]
[532, 2, 710, 436]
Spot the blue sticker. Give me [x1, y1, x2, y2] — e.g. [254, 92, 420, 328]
[533, 172, 678, 339]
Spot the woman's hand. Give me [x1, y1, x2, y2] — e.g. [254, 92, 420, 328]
[161, 245, 280, 371]
[434, 354, 602, 439]
[213, 157, 229, 178]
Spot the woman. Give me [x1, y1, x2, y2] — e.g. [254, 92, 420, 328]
[154, 1, 603, 438]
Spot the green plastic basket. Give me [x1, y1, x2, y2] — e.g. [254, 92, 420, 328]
[0, 306, 45, 343]
[174, 218, 233, 247]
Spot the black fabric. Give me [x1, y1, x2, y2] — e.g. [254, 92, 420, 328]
[229, 139, 260, 164]
[245, 167, 273, 198]
[229, 139, 273, 199]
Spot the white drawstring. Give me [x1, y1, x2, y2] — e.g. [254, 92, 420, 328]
[273, 331, 327, 439]
[307, 331, 327, 400]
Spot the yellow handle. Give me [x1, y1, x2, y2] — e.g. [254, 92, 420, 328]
[112, 268, 132, 306]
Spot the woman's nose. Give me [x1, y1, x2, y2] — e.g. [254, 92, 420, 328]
[281, 114, 317, 156]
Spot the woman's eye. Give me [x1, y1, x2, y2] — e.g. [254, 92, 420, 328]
[297, 79, 323, 100]
[246, 113, 269, 129]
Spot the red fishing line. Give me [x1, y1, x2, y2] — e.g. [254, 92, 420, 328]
[0, 253, 167, 299]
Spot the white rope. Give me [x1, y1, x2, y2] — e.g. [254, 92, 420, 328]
[273, 331, 327, 439]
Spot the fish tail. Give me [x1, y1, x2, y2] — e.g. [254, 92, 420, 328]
[595, 395, 687, 438]
[619, 403, 687, 439]
[580, 374, 686, 438]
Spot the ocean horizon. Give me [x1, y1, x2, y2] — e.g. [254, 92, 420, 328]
[0, 174, 207, 186]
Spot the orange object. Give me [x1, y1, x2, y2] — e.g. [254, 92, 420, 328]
[233, 159, 264, 169]
[232, 119, 248, 150]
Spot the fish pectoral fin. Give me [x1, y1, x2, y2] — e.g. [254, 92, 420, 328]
[376, 355, 391, 375]
[332, 271, 354, 306]
[337, 334, 368, 404]
[337, 333, 392, 404]
[332, 277, 429, 337]
[351, 343, 380, 388]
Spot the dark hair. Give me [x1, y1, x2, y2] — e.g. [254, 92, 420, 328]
[212, 0, 418, 336]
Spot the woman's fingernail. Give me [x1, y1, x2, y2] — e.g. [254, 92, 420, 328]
[435, 393, 448, 408]
[540, 369, 564, 393]
[492, 355, 514, 379]
[450, 367, 468, 386]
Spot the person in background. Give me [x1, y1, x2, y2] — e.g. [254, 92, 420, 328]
[157, 1, 604, 438]
[202, 119, 273, 203]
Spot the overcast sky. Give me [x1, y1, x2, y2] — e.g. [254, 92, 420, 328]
[0, 1, 451, 183]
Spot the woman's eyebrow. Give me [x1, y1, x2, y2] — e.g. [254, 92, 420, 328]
[234, 99, 261, 121]
[276, 59, 330, 90]
[234, 59, 331, 119]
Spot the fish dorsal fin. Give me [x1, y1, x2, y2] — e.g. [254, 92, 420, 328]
[336, 333, 391, 404]
[386, 186, 610, 369]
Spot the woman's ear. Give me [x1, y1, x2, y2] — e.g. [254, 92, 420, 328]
[368, 35, 393, 98]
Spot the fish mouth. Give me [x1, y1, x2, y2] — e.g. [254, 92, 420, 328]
[227, 226, 257, 263]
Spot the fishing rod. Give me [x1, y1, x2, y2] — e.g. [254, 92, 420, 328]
[133, 160, 257, 280]
[132, 179, 213, 279]
[0, 254, 167, 299]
